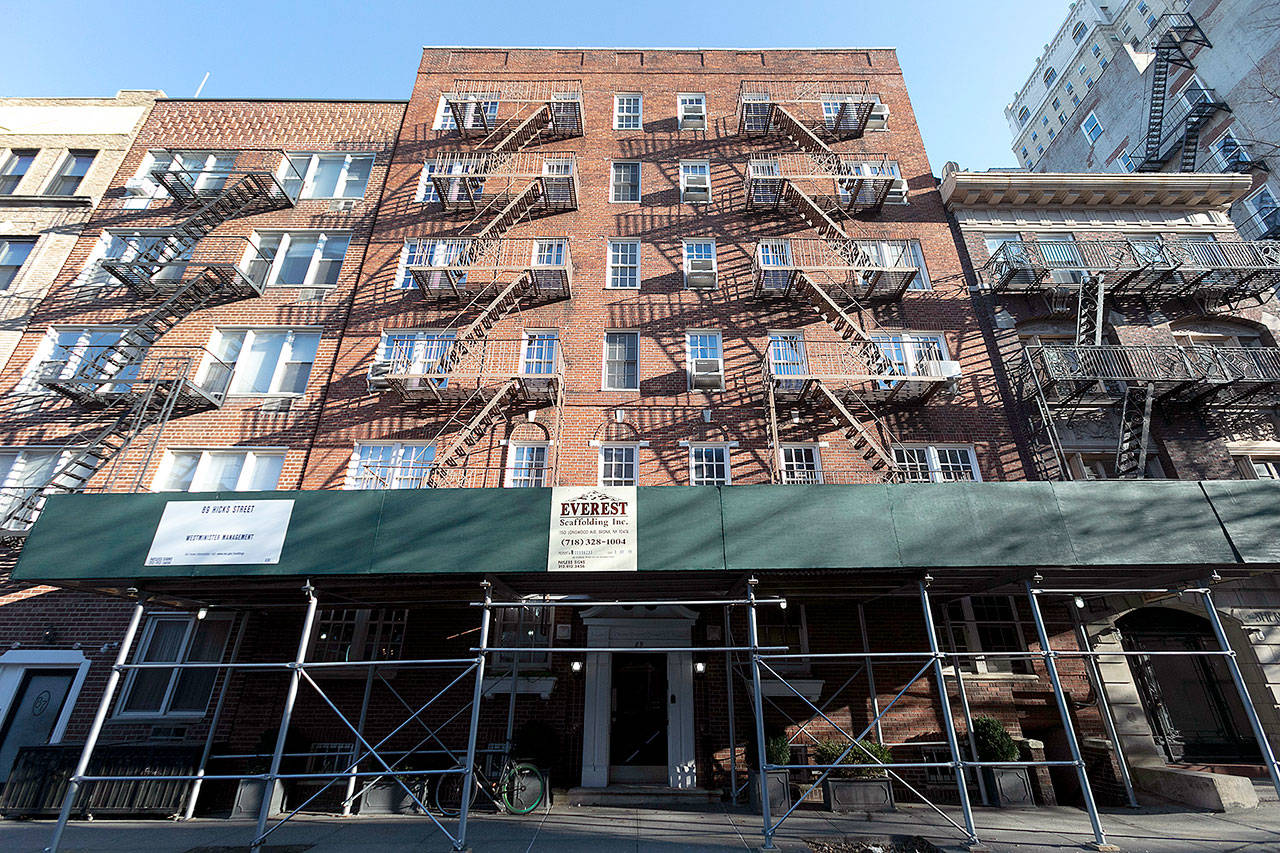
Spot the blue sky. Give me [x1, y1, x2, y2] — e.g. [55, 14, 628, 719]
[2, 0, 1069, 170]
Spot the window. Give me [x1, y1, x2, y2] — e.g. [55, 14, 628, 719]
[396, 239, 466, 290]
[1032, 131, 1038, 142]
[311, 608, 407, 663]
[348, 443, 434, 490]
[1037, 145, 1045, 156]
[768, 331, 807, 391]
[606, 239, 640, 289]
[1082, 112, 1104, 144]
[1072, 21, 1088, 43]
[689, 445, 730, 486]
[118, 615, 233, 717]
[860, 240, 931, 290]
[154, 449, 286, 492]
[678, 93, 707, 129]
[0, 238, 36, 290]
[1211, 130, 1249, 172]
[128, 151, 236, 202]
[1071, 93, 1081, 107]
[599, 444, 638, 486]
[1092, 44, 1102, 58]
[506, 443, 549, 488]
[1052, 98, 1061, 111]
[1020, 147, 1029, 160]
[682, 239, 717, 289]
[78, 230, 193, 288]
[1237, 456, 1280, 480]
[281, 153, 374, 199]
[24, 326, 139, 394]
[43, 150, 95, 196]
[686, 330, 724, 390]
[679, 160, 711, 203]
[893, 445, 981, 483]
[415, 161, 440, 203]
[872, 332, 946, 377]
[603, 331, 639, 390]
[379, 330, 455, 384]
[1138, 1, 1149, 13]
[1067, 451, 1164, 480]
[244, 232, 350, 288]
[757, 604, 810, 673]
[0, 149, 36, 195]
[614, 94, 642, 130]
[1048, 128, 1056, 140]
[1065, 82, 1074, 95]
[521, 329, 559, 376]
[433, 96, 497, 131]
[0, 448, 73, 526]
[1043, 67, 1057, 87]
[611, 161, 640, 203]
[1042, 116, 1049, 127]
[1086, 76, 1095, 89]
[1120, 151, 1137, 172]
[493, 605, 554, 667]
[200, 328, 321, 396]
[780, 445, 822, 484]
[1017, 107, 1030, 127]
[943, 596, 1031, 675]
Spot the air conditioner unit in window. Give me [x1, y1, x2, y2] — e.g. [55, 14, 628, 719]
[123, 177, 152, 194]
[367, 360, 392, 392]
[866, 102, 891, 130]
[682, 107, 706, 130]
[686, 257, 717, 290]
[885, 177, 909, 204]
[683, 173, 711, 202]
[691, 359, 724, 389]
[923, 360, 962, 380]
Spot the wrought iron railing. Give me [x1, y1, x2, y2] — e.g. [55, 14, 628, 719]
[34, 345, 233, 405]
[373, 337, 566, 401]
[1027, 343, 1280, 386]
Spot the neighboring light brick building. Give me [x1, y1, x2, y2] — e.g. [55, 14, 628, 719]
[1, 47, 1279, 853]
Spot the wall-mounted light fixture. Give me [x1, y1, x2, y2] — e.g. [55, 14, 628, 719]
[570, 660, 584, 674]
[693, 661, 707, 675]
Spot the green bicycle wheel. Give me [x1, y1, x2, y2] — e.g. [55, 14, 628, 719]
[499, 762, 545, 814]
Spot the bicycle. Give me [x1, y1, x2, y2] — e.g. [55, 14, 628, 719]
[433, 750, 546, 816]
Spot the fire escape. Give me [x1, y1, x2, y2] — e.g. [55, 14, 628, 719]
[0, 151, 297, 535]
[1132, 14, 1227, 173]
[369, 82, 583, 486]
[984, 237, 1280, 479]
[738, 82, 950, 484]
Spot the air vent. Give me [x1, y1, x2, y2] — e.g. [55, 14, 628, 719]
[682, 106, 707, 130]
[297, 288, 326, 302]
[367, 360, 392, 392]
[866, 102, 891, 130]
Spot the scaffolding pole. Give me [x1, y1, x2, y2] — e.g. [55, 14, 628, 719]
[457, 580, 493, 851]
[724, 604, 739, 804]
[46, 598, 146, 853]
[942, 605, 989, 806]
[252, 583, 318, 853]
[185, 612, 249, 820]
[919, 580, 980, 849]
[747, 578, 776, 850]
[1024, 581, 1112, 852]
[342, 665, 377, 816]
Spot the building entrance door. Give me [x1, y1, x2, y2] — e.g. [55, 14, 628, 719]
[609, 653, 668, 784]
[1119, 608, 1260, 764]
[0, 669, 75, 782]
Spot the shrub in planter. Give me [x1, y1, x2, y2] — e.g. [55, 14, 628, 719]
[748, 734, 792, 814]
[971, 715, 1034, 807]
[813, 739, 895, 812]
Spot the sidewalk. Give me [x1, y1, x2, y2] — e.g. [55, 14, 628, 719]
[4, 801, 1280, 852]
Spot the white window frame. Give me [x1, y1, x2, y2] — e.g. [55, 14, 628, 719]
[893, 444, 981, 483]
[0, 446, 77, 527]
[152, 448, 288, 493]
[871, 332, 948, 378]
[685, 329, 725, 391]
[115, 614, 235, 719]
[243, 230, 351, 288]
[598, 443, 639, 486]
[1081, 112, 1104, 144]
[614, 93, 643, 130]
[0, 148, 37, 195]
[943, 596, 1032, 676]
[281, 152, 375, 200]
[602, 330, 639, 391]
[22, 325, 136, 395]
[41, 150, 95, 197]
[688, 444, 731, 486]
[779, 444, 822, 485]
[0, 237, 37, 291]
[492, 604, 555, 668]
[606, 239, 640, 289]
[347, 442, 435, 490]
[682, 239, 717, 289]
[677, 93, 707, 129]
[432, 96, 498, 132]
[199, 327, 322, 397]
[679, 160, 711, 204]
[505, 442, 550, 488]
[610, 160, 641, 203]
[309, 608, 409, 664]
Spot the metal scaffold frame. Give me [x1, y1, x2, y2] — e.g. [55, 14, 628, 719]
[40, 574, 1280, 853]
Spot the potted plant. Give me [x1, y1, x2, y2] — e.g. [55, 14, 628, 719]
[814, 739, 894, 812]
[971, 715, 1034, 807]
[748, 734, 792, 814]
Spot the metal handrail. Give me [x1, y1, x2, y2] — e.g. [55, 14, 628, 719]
[146, 148, 303, 205]
[764, 340, 946, 382]
[34, 345, 233, 400]
[380, 337, 568, 381]
[1028, 343, 1280, 385]
[982, 238, 1280, 288]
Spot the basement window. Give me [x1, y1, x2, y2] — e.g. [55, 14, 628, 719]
[893, 445, 980, 483]
[942, 596, 1032, 676]
[310, 608, 408, 663]
[118, 615, 234, 718]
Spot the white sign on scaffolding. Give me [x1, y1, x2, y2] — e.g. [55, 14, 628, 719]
[145, 500, 295, 567]
[548, 486, 638, 572]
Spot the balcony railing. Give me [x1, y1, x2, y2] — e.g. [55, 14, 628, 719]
[743, 154, 902, 212]
[141, 149, 302, 212]
[406, 237, 572, 299]
[350, 464, 554, 490]
[983, 238, 1280, 300]
[442, 80, 584, 138]
[738, 80, 884, 138]
[775, 468, 898, 485]
[764, 340, 952, 404]
[1238, 206, 1280, 242]
[753, 238, 920, 302]
[370, 337, 566, 403]
[35, 345, 231, 409]
[428, 152, 577, 214]
[1026, 343, 1280, 403]
[99, 235, 269, 299]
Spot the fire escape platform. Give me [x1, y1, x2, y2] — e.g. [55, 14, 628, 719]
[744, 154, 899, 216]
[383, 371, 560, 405]
[738, 81, 883, 140]
[406, 237, 572, 301]
[754, 239, 919, 303]
[34, 346, 228, 410]
[100, 260, 264, 301]
[443, 80, 584, 141]
[149, 149, 299, 214]
[430, 152, 577, 216]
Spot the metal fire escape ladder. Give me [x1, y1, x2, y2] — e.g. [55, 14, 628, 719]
[807, 379, 903, 481]
[424, 379, 521, 487]
[769, 104, 835, 157]
[485, 104, 554, 158]
[1114, 383, 1156, 479]
[0, 385, 182, 533]
[1137, 14, 1215, 172]
[764, 367, 784, 484]
[790, 271, 897, 377]
[1075, 275, 1106, 346]
[437, 272, 537, 376]
[1017, 348, 1072, 482]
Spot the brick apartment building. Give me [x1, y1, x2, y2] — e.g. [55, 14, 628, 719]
[1, 47, 1279, 853]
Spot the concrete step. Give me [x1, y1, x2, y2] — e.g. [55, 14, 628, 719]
[565, 785, 722, 808]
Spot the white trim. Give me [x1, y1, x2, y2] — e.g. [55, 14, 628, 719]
[114, 614, 235, 720]
[597, 442, 640, 487]
[609, 160, 641, 204]
[601, 330, 640, 391]
[613, 93, 643, 131]
[0, 649, 91, 747]
[605, 238, 641, 289]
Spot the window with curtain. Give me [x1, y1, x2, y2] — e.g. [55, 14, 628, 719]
[201, 328, 320, 396]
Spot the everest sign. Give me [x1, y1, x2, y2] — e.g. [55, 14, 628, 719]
[548, 486, 637, 572]
[145, 500, 295, 567]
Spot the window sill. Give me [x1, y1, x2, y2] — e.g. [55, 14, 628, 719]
[482, 675, 557, 699]
[944, 669, 1040, 682]
[111, 711, 206, 722]
[760, 677, 823, 701]
[0, 194, 92, 207]
[223, 393, 305, 400]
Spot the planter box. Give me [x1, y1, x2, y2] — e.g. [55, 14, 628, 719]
[360, 779, 423, 815]
[231, 779, 284, 819]
[748, 769, 791, 814]
[981, 766, 1035, 807]
[823, 777, 894, 813]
